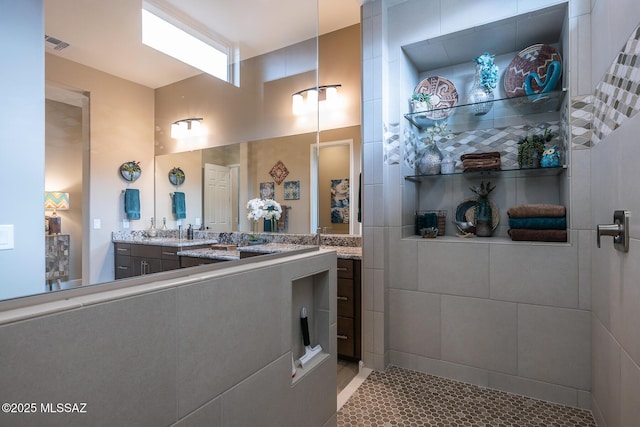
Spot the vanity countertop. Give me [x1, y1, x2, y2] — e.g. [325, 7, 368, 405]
[177, 243, 362, 261]
[112, 237, 219, 247]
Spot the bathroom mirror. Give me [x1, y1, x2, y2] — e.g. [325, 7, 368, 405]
[155, 131, 361, 235]
[1, 0, 360, 301]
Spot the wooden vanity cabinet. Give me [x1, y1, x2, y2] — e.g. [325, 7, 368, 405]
[114, 242, 210, 279]
[114, 242, 133, 279]
[337, 258, 361, 361]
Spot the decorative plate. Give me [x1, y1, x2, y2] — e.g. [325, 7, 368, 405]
[413, 76, 459, 120]
[504, 44, 562, 98]
[455, 197, 500, 232]
[119, 161, 141, 182]
[269, 160, 289, 185]
[168, 167, 185, 186]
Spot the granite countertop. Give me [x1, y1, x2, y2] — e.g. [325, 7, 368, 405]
[112, 237, 219, 247]
[178, 243, 362, 261]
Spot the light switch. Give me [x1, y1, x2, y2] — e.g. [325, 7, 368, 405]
[0, 224, 14, 250]
[93, 219, 101, 229]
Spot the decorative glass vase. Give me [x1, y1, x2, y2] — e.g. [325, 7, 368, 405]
[147, 217, 157, 237]
[417, 141, 443, 175]
[468, 64, 494, 116]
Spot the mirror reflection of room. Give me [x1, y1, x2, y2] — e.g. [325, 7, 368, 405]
[28, 0, 363, 299]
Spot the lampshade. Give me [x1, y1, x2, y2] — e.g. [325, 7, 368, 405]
[44, 192, 70, 211]
[171, 118, 204, 139]
[291, 84, 341, 116]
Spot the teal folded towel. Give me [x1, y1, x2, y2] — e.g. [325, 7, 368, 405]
[172, 192, 186, 219]
[508, 217, 566, 230]
[124, 189, 140, 220]
[416, 212, 438, 234]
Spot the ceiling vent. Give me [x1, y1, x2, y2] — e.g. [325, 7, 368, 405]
[44, 35, 70, 51]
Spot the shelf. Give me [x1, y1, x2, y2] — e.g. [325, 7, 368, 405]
[404, 89, 567, 130]
[405, 166, 565, 183]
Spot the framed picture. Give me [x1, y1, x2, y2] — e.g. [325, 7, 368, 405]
[260, 182, 275, 199]
[284, 181, 300, 200]
[330, 178, 349, 224]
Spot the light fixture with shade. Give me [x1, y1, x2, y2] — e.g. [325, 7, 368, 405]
[44, 192, 69, 234]
[170, 117, 204, 139]
[292, 84, 342, 115]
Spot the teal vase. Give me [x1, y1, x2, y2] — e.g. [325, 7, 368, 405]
[475, 197, 493, 237]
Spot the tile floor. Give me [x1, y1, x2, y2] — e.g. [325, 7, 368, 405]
[337, 359, 360, 394]
[337, 366, 596, 427]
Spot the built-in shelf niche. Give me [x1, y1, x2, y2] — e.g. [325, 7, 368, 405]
[291, 271, 331, 385]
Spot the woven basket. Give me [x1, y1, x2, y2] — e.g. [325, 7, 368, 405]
[415, 210, 447, 236]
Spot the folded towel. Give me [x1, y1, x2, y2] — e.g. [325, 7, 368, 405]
[462, 158, 501, 172]
[416, 212, 438, 235]
[508, 229, 567, 242]
[124, 189, 140, 220]
[508, 204, 566, 218]
[461, 152, 502, 172]
[508, 217, 567, 230]
[460, 152, 501, 161]
[172, 192, 186, 219]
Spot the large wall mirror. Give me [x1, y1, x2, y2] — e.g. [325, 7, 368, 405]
[0, 0, 360, 302]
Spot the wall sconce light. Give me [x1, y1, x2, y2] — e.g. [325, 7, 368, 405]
[44, 191, 69, 235]
[171, 117, 204, 139]
[292, 84, 342, 115]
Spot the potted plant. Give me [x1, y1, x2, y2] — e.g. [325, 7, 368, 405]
[120, 160, 141, 182]
[517, 129, 555, 169]
[470, 181, 496, 237]
[410, 92, 433, 113]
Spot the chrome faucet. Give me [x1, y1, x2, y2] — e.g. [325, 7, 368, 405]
[178, 224, 183, 240]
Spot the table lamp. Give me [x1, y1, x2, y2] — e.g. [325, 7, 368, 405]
[45, 192, 69, 235]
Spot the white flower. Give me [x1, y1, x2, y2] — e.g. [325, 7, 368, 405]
[246, 198, 282, 221]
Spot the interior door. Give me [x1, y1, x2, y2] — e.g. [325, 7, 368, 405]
[204, 163, 231, 232]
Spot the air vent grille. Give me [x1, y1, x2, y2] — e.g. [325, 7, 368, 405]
[44, 35, 70, 51]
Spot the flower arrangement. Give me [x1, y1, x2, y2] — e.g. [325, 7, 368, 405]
[246, 198, 282, 221]
[420, 121, 454, 146]
[473, 53, 499, 92]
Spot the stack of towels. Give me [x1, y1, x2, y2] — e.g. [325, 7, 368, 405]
[460, 152, 501, 172]
[507, 204, 567, 242]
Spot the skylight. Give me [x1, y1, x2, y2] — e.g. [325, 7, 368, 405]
[141, 7, 228, 82]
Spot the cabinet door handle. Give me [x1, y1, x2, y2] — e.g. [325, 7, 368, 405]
[117, 266, 128, 270]
[337, 296, 349, 301]
[162, 251, 176, 256]
[337, 267, 348, 271]
[116, 248, 128, 252]
[337, 335, 348, 340]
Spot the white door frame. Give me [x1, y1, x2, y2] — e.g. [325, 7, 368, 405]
[310, 139, 356, 235]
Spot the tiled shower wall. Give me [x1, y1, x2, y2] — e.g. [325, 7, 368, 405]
[361, 0, 602, 410]
[587, 2, 640, 425]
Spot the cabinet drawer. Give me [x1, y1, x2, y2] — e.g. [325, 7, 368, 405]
[337, 258, 353, 279]
[337, 278, 354, 317]
[131, 244, 162, 258]
[161, 246, 179, 260]
[337, 316, 355, 358]
[115, 255, 132, 279]
[114, 243, 131, 256]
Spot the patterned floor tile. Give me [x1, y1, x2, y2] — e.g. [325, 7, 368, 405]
[337, 366, 595, 427]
